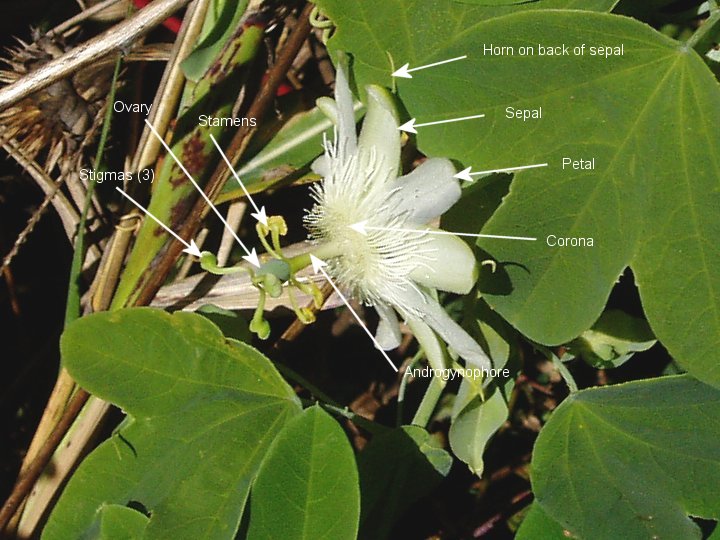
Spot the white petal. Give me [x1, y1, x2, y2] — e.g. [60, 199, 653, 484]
[334, 64, 357, 154]
[396, 289, 491, 370]
[391, 158, 461, 223]
[358, 85, 401, 180]
[409, 231, 478, 294]
[374, 301, 402, 350]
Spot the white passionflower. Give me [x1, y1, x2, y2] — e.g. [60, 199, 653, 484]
[305, 65, 491, 370]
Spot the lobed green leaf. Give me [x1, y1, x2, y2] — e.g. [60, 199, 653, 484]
[43, 308, 301, 540]
[532, 375, 720, 539]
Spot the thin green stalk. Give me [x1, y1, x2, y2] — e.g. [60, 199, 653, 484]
[687, 9, 720, 52]
[405, 315, 448, 427]
[551, 353, 579, 393]
[300, 399, 385, 435]
[64, 54, 123, 326]
[396, 350, 424, 426]
[275, 362, 340, 407]
[411, 375, 445, 427]
[286, 241, 343, 273]
[534, 343, 579, 393]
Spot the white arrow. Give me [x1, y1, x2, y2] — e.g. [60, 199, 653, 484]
[209, 134, 268, 226]
[116, 187, 202, 258]
[454, 162, 549, 182]
[398, 114, 485, 134]
[310, 255, 398, 372]
[392, 55, 467, 78]
[144, 119, 260, 268]
[350, 221, 536, 242]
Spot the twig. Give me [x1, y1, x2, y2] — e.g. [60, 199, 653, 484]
[1, 266, 21, 317]
[131, 3, 315, 307]
[217, 202, 247, 266]
[49, 0, 125, 36]
[3, 54, 123, 534]
[0, 137, 79, 243]
[91, 214, 141, 311]
[0, 389, 90, 533]
[65, 54, 123, 324]
[473, 490, 533, 538]
[0, 0, 192, 112]
[0, 170, 68, 273]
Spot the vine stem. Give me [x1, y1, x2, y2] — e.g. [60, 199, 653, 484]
[66, 55, 123, 324]
[396, 350, 424, 426]
[300, 399, 385, 435]
[551, 354, 578, 393]
[275, 362, 339, 407]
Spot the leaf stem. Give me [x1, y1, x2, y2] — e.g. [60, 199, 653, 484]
[687, 8, 720, 52]
[274, 362, 339, 406]
[64, 54, 123, 325]
[396, 350, 424, 426]
[300, 399, 384, 435]
[551, 353, 578, 393]
[411, 375, 445, 427]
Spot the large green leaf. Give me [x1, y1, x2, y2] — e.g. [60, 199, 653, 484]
[532, 375, 720, 539]
[317, 4, 720, 387]
[246, 406, 360, 540]
[315, 0, 618, 90]
[43, 308, 301, 540]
